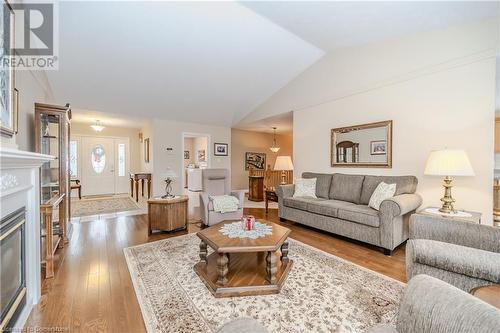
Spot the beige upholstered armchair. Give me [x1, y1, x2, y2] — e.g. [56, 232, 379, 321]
[200, 169, 244, 226]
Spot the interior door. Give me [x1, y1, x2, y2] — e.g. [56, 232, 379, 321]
[82, 137, 115, 196]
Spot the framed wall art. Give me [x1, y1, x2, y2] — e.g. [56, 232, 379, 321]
[245, 152, 266, 170]
[214, 143, 228, 156]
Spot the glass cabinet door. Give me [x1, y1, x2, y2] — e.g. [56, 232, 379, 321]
[40, 114, 60, 204]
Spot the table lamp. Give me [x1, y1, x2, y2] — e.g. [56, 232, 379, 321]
[424, 149, 474, 214]
[161, 169, 177, 199]
[274, 156, 294, 185]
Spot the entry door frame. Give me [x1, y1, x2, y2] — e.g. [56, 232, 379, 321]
[73, 134, 131, 196]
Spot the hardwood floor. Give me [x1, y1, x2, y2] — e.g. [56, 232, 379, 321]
[25, 208, 406, 333]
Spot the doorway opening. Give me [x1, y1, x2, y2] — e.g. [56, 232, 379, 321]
[182, 133, 210, 193]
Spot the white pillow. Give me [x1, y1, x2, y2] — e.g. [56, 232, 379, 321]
[293, 178, 317, 198]
[368, 182, 396, 210]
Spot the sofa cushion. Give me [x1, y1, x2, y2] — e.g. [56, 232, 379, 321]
[307, 200, 356, 218]
[302, 172, 332, 199]
[337, 205, 380, 227]
[329, 174, 365, 204]
[360, 175, 418, 205]
[283, 197, 326, 211]
[412, 239, 500, 283]
[293, 178, 317, 198]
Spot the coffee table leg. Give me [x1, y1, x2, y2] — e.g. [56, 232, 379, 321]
[199, 240, 207, 264]
[281, 241, 289, 264]
[217, 253, 229, 286]
[266, 251, 278, 284]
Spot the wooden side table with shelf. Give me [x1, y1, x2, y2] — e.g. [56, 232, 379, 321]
[265, 189, 278, 214]
[148, 196, 188, 234]
[417, 207, 482, 224]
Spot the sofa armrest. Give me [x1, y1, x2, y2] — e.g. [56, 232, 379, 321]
[409, 214, 500, 253]
[380, 194, 422, 218]
[230, 190, 245, 208]
[276, 184, 295, 199]
[378, 194, 422, 251]
[396, 275, 500, 333]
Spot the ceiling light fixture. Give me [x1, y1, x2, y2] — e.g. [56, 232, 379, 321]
[270, 127, 280, 153]
[90, 120, 105, 132]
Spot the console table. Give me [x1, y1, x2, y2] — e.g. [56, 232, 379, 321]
[130, 173, 152, 202]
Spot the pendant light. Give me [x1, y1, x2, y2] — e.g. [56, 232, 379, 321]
[270, 127, 280, 153]
[90, 120, 105, 132]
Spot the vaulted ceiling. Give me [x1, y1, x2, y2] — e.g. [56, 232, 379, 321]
[48, 1, 497, 128]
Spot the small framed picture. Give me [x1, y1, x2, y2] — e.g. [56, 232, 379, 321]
[214, 143, 228, 156]
[198, 149, 206, 162]
[184, 150, 190, 159]
[370, 140, 387, 155]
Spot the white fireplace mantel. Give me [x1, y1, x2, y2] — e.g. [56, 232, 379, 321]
[0, 147, 54, 330]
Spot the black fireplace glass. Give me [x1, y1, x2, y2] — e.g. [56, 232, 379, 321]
[0, 208, 26, 329]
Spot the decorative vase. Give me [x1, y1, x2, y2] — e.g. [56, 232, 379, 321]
[241, 215, 255, 231]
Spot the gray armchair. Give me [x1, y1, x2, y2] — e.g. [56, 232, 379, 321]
[368, 274, 500, 333]
[407, 214, 500, 292]
[200, 169, 244, 226]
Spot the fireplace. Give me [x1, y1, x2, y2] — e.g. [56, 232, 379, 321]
[0, 208, 26, 332]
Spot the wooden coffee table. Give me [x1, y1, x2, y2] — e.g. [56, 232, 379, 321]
[194, 220, 293, 298]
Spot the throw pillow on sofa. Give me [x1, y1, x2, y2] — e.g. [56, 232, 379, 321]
[368, 182, 396, 210]
[293, 178, 317, 198]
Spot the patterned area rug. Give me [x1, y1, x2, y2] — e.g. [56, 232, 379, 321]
[124, 234, 404, 333]
[71, 196, 140, 217]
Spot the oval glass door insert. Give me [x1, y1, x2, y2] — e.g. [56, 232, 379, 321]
[91, 144, 106, 173]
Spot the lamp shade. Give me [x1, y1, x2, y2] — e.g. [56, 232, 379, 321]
[424, 149, 474, 177]
[274, 156, 294, 171]
[161, 169, 177, 179]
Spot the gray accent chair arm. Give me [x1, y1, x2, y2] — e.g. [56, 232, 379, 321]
[276, 184, 295, 199]
[230, 190, 245, 208]
[368, 274, 500, 333]
[397, 275, 500, 333]
[409, 214, 500, 253]
[379, 194, 423, 218]
[199, 192, 210, 223]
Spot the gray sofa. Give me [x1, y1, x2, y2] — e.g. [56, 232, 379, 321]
[407, 214, 500, 292]
[277, 173, 422, 254]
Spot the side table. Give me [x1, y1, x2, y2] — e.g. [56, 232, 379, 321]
[417, 207, 482, 224]
[265, 189, 278, 214]
[148, 196, 188, 234]
[471, 284, 500, 309]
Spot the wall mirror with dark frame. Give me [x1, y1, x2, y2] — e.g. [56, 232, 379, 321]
[331, 120, 393, 168]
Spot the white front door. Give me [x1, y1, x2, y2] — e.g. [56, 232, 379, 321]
[82, 137, 116, 196]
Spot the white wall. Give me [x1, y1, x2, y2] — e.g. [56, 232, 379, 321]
[243, 19, 498, 224]
[151, 119, 231, 196]
[1, 70, 54, 151]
